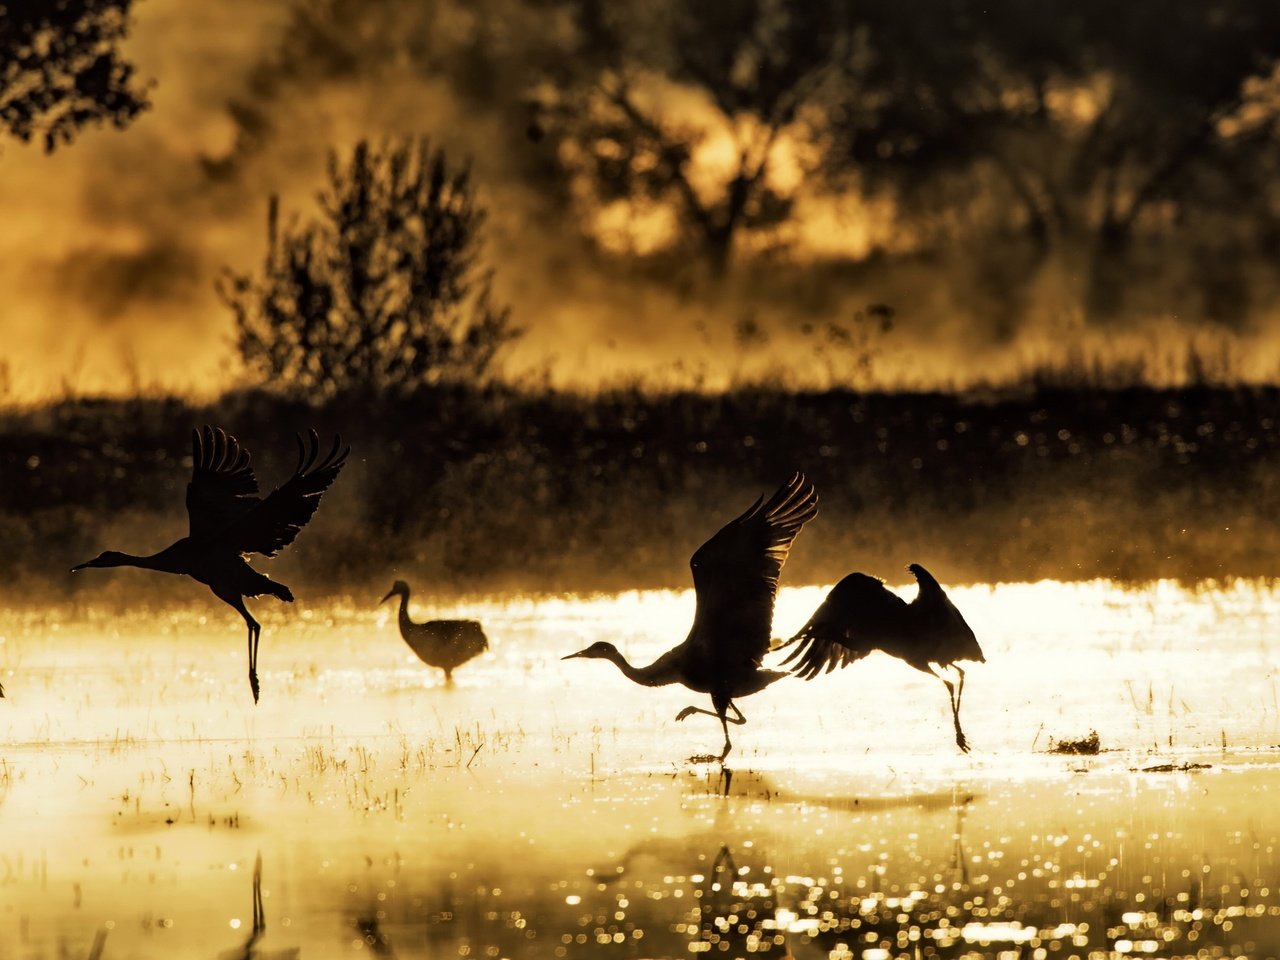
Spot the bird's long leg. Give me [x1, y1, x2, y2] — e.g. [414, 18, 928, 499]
[953, 667, 969, 753]
[678, 699, 741, 765]
[248, 620, 262, 704]
[676, 701, 746, 725]
[941, 677, 968, 753]
[717, 713, 734, 762]
[724, 700, 746, 725]
[711, 701, 748, 761]
[713, 698, 749, 762]
[675, 705, 719, 722]
[219, 592, 261, 703]
[928, 664, 969, 753]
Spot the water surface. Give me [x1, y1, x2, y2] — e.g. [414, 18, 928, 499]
[2, 580, 1279, 957]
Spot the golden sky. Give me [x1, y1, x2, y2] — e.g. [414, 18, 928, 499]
[0, 0, 288, 398]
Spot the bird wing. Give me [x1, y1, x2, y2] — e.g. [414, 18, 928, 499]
[909, 563, 986, 663]
[684, 473, 818, 671]
[779, 573, 910, 680]
[215, 430, 350, 557]
[186, 426, 262, 540]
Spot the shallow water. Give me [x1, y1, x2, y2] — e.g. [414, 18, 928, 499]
[2, 580, 1280, 957]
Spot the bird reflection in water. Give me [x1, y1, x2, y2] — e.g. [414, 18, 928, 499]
[595, 819, 789, 957]
[354, 914, 398, 957]
[219, 853, 298, 960]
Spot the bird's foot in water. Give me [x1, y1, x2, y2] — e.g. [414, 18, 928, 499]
[249, 670, 260, 704]
[688, 743, 733, 765]
[686, 753, 724, 765]
[956, 733, 971, 754]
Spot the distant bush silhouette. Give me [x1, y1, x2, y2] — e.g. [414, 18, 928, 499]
[7, 381, 1280, 595]
[222, 138, 518, 399]
[0, 0, 149, 150]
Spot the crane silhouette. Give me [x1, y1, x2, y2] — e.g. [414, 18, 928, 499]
[563, 472, 818, 762]
[72, 426, 348, 703]
[779, 564, 984, 751]
[379, 580, 489, 683]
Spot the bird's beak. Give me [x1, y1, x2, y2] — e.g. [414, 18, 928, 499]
[70, 561, 90, 572]
[379, 590, 395, 604]
[561, 650, 586, 660]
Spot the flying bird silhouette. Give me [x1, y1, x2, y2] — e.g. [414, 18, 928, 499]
[780, 564, 984, 751]
[380, 580, 489, 683]
[72, 426, 349, 703]
[563, 473, 818, 762]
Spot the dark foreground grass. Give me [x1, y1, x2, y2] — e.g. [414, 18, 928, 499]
[2, 381, 1279, 604]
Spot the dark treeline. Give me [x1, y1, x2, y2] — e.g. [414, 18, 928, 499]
[211, 0, 1280, 351]
[4, 382, 1279, 605]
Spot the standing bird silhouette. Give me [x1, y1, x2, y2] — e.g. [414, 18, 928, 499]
[380, 580, 489, 683]
[779, 564, 983, 751]
[563, 473, 818, 762]
[72, 426, 349, 703]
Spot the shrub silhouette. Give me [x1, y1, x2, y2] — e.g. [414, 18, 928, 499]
[222, 138, 518, 399]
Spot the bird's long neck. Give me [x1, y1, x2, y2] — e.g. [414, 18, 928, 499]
[601, 648, 675, 687]
[111, 550, 183, 574]
[396, 590, 415, 632]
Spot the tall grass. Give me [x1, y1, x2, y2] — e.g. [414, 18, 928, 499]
[2, 378, 1279, 603]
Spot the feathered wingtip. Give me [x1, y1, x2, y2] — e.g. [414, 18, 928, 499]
[777, 625, 861, 679]
[760, 471, 818, 529]
[193, 425, 252, 474]
[190, 425, 258, 496]
[293, 428, 350, 479]
[907, 563, 944, 598]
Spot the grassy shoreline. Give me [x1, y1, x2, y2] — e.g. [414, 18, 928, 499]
[2, 382, 1278, 602]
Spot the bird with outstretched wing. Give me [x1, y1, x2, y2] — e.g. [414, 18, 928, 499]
[564, 473, 818, 762]
[780, 563, 984, 751]
[74, 426, 349, 702]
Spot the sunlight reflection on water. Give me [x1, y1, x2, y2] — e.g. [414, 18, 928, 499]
[2, 579, 1280, 956]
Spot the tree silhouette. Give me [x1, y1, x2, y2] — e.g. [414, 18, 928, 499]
[824, 0, 1280, 317]
[0, 0, 149, 151]
[209, 0, 1280, 330]
[222, 138, 518, 398]
[214, 0, 847, 275]
[531, 0, 856, 275]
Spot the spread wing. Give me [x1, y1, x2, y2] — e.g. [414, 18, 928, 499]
[218, 430, 350, 557]
[779, 572, 910, 680]
[909, 563, 986, 663]
[187, 426, 262, 540]
[685, 472, 818, 668]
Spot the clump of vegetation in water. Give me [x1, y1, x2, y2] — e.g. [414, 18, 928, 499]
[1048, 730, 1101, 755]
